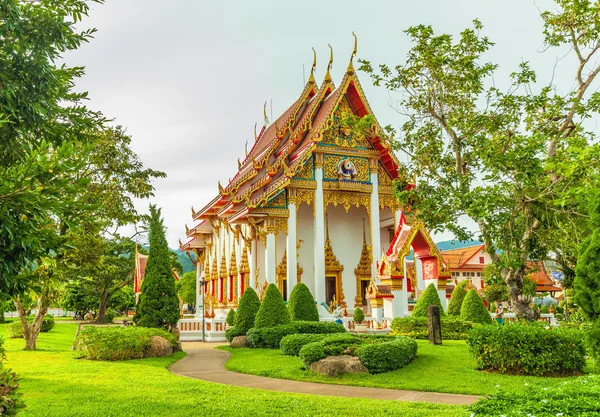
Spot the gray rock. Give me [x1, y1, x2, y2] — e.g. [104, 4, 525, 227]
[143, 336, 173, 358]
[309, 355, 368, 376]
[230, 335, 250, 348]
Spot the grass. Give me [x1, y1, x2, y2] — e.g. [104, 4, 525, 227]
[1, 323, 467, 417]
[221, 340, 591, 396]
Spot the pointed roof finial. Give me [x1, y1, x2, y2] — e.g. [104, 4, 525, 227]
[327, 44, 334, 72]
[311, 47, 317, 74]
[263, 101, 269, 125]
[254, 122, 258, 141]
[347, 32, 358, 75]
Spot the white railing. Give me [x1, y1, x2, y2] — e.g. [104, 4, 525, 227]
[321, 316, 392, 332]
[177, 317, 227, 342]
[490, 312, 557, 326]
[4, 308, 75, 318]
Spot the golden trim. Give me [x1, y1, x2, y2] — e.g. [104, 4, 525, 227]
[323, 190, 371, 218]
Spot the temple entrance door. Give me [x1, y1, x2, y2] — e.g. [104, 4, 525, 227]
[360, 280, 370, 306]
[282, 279, 288, 301]
[325, 276, 337, 306]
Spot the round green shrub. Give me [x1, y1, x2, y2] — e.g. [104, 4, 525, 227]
[280, 334, 329, 356]
[74, 326, 178, 361]
[461, 289, 492, 324]
[234, 287, 261, 335]
[40, 314, 55, 332]
[412, 283, 445, 317]
[299, 334, 360, 368]
[226, 308, 236, 326]
[225, 326, 244, 343]
[7, 321, 23, 339]
[357, 337, 417, 374]
[447, 281, 468, 316]
[467, 323, 586, 375]
[353, 307, 365, 324]
[288, 283, 319, 322]
[247, 321, 346, 348]
[254, 284, 290, 329]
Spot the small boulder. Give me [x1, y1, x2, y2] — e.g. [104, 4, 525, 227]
[230, 335, 250, 348]
[310, 355, 368, 376]
[143, 336, 173, 358]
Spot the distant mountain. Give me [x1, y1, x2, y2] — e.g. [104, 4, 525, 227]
[435, 240, 483, 252]
[173, 248, 196, 273]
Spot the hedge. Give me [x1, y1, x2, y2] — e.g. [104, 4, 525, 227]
[247, 321, 346, 348]
[391, 316, 475, 340]
[254, 284, 290, 328]
[234, 287, 261, 335]
[447, 281, 469, 316]
[467, 323, 586, 375]
[299, 334, 361, 368]
[288, 283, 319, 322]
[461, 289, 492, 324]
[412, 283, 445, 317]
[357, 337, 418, 374]
[280, 334, 333, 356]
[7, 315, 55, 338]
[225, 326, 244, 343]
[74, 326, 178, 361]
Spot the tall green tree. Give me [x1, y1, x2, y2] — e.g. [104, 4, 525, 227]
[574, 193, 600, 321]
[176, 271, 197, 307]
[134, 206, 180, 329]
[359, 0, 600, 320]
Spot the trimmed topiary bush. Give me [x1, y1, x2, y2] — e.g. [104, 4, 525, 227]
[412, 283, 445, 317]
[288, 283, 319, 322]
[247, 321, 346, 348]
[353, 307, 365, 324]
[299, 334, 361, 368]
[226, 308, 236, 326]
[254, 284, 290, 329]
[74, 326, 178, 361]
[280, 334, 331, 356]
[447, 281, 469, 316]
[225, 326, 244, 343]
[467, 323, 586, 375]
[461, 289, 492, 324]
[357, 337, 418, 374]
[234, 287, 261, 335]
[391, 316, 475, 340]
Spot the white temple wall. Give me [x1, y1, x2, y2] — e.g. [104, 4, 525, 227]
[326, 204, 368, 309]
[296, 203, 315, 295]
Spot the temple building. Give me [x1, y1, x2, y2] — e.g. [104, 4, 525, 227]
[180, 39, 419, 319]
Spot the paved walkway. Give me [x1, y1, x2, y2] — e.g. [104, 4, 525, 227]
[169, 348, 480, 406]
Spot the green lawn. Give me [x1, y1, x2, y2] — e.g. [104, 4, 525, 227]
[221, 340, 590, 396]
[1, 324, 467, 417]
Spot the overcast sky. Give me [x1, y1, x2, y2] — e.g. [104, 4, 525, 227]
[64, 0, 566, 248]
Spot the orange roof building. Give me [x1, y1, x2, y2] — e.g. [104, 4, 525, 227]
[526, 260, 562, 294]
[182, 38, 413, 318]
[440, 243, 490, 290]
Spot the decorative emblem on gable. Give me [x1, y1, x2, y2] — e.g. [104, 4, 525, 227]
[337, 159, 358, 180]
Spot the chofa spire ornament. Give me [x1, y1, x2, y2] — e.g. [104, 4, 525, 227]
[325, 44, 334, 82]
[263, 101, 269, 126]
[347, 32, 357, 75]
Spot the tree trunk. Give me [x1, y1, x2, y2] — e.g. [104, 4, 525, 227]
[15, 296, 48, 351]
[505, 266, 537, 321]
[95, 288, 109, 324]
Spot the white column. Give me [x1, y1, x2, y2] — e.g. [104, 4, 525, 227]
[195, 253, 202, 317]
[370, 169, 381, 277]
[238, 232, 243, 299]
[249, 240, 256, 289]
[265, 232, 276, 284]
[287, 202, 297, 299]
[314, 165, 326, 315]
[437, 282, 448, 312]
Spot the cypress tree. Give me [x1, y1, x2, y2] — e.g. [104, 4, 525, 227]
[461, 289, 493, 324]
[254, 284, 291, 328]
[447, 280, 469, 316]
[412, 283, 445, 317]
[288, 283, 319, 321]
[134, 205, 180, 328]
[574, 196, 600, 321]
[233, 287, 261, 334]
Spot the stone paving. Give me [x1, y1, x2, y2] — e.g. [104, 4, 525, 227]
[169, 347, 481, 406]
